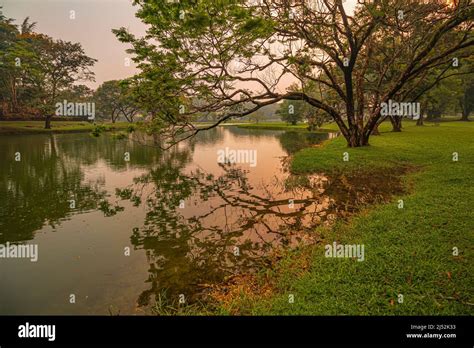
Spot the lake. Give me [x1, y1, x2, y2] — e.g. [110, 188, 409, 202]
[0, 126, 402, 314]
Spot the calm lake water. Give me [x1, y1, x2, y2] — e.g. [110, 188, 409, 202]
[0, 126, 402, 314]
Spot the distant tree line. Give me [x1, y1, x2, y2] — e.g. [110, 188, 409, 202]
[0, 8, 140, 128]
[0, 8, 96, 128]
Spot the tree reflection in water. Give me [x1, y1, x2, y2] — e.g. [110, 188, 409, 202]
[0, 132, 164, 244]
[115, 130, 406, 308]
[0, 128, 406, 312]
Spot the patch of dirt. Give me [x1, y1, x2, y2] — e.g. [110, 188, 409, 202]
[205, 245, 317, 314]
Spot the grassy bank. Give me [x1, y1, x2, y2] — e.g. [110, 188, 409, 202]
[0, 121, 130, 135]
[218, 121, 474, 315]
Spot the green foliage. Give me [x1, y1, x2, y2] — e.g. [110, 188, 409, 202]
[113, 0, 473, 147]
[90, 123, 107, 137]
[0, 8, 96, 125]
[126, 124, 136, 133]
[94, 79, 142, 124]
[277, 100, 304, 125]
[276, 89, 329, 128]
[112, 0, 273, 134]
[248, 110, 266, 124]
[413, 57, 474, 120]
[58, 84, 93, 102]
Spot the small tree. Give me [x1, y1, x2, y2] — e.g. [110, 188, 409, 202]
[249, 110, 266, 124]
[95, 79, 140, 123]
[307, 108, 331, 131]
[277, 100, 304, 125]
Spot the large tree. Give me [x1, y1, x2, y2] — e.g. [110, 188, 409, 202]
[32, 37, 96, 128]
[0, 10, 97, 123]
[0, 11, 41, 117]
[115, 0, 473, 147]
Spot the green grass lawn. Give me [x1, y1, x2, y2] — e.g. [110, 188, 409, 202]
[218, 121, 474, 315]
[0, 121, 130, 134]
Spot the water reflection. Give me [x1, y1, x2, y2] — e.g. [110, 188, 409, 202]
[114, 129, 405, 307]
[0, 133, 164, 244]
[225, 127, 330, 155]
[0, 127, 404, 314]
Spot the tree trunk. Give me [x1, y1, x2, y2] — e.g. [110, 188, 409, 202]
[390, 116, 402, 132]
[459, 94, 470, 121]
[44, 115, 52, 129]
[346, 135, 369, 147]
[46, 87, 57, 129]
[10, 76, 19, 114]
[345, 128, 369, 147]
[416, 113, 424, 126]
[0, 101, 5, 118]
[371, 124, 380, 135]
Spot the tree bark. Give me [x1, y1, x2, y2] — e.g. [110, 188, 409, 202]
[460, 110, 470, 121]
[416, 113, 424, 126]
[46, 86, 57, 129]
[10, 76, 19, 114]
[371, 124, 380, 135]
[345, 128, 370, 147]
[390, 116, 402, 132]
[44, 115, 52, 129]
[346, 135, 369, 147]
[459, 94, 470, 121]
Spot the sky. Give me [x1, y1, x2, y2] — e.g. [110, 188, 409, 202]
[2, 0, 357, 90]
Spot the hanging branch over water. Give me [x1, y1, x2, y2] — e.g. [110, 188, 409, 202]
[114, 0, 473, 148]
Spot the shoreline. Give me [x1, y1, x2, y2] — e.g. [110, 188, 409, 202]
[210, 121, 474, 315]
[0, 121, 130, 135]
